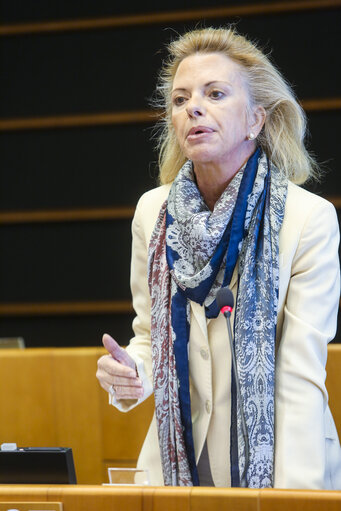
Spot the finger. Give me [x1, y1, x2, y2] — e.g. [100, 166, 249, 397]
[97, 365, 142, 388]
[102, 333, 136, 372]
[112, 375, 143, 387]
[96, 368, 114, 393]
[96, 368, 140, 393]
[115, 386, 144, 400]
[97, 355, 135, 379]
[102, 333, 121, 358]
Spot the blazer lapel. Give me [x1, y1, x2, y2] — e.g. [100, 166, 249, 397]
[190, 301, 208, 340]
[190, 265, 239, 339]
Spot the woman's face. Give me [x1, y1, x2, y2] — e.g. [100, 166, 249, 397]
[171, 52, 256, 168]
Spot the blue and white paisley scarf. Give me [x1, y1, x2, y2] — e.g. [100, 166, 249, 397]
[148, 149, 287, 487]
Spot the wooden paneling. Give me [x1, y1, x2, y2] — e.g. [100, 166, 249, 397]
[0, 348, 104, 484]
[99, 390, 154, 462]
[0, 298, 339, 318]
[190, 488, 259, 511]
[0, 207, 135, 224]
[326, 344, 341, 440]
[55, 486, 144, 511]
[0, 345, 339, 486]
[0, 99, 339, 132]
[0, 486, 340, 511]
[301, 97, 341, 111]
[0, 0, 340, 35]
[0, 192, 341, 227]
[0, 110, 161, 131]
[260, 489, 341, 511]
[0, 349, 56, 446]
[0, 347, 153, 484]
[51, 348, 104, 484]
[0, 301, 133, 316]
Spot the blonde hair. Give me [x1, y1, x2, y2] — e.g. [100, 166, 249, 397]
[154, 27, 318, 185]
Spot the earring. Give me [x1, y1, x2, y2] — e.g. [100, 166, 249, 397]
[248, 132, 255, 140]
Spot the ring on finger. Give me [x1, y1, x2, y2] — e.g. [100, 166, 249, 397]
[109, 384, 117, 396]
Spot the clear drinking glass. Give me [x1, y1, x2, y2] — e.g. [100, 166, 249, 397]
[105, 467, 150, 486]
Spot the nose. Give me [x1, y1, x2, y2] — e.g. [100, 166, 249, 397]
[186, 97, 205, 118]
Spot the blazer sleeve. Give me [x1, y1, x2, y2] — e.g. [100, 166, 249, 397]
[110, 193, 154, 412]
[274, 198, 340, 488]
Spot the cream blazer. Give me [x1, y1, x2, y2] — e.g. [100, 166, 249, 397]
[112, 181, 341, 489]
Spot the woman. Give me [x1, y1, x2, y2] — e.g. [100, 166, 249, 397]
[96, 27, 341, 489]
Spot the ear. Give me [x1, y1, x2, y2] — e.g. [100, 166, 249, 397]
[249, 105, 266, 137]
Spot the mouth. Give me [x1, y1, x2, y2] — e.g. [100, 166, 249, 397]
[187, 126, 215, 138]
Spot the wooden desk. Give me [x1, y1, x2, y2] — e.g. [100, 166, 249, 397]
[0, 347, 153, 484]
[0, 345, 339, 485]
[0, 486, 340, 511]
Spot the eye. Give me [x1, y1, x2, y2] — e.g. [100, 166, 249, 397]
[209, 90, 225, 100]
[172, 95, 187, 106]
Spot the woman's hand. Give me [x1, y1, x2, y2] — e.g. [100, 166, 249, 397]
[96, 333, 144, 400]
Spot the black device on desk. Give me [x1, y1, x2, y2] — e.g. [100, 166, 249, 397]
[0, 444, 77, 484]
